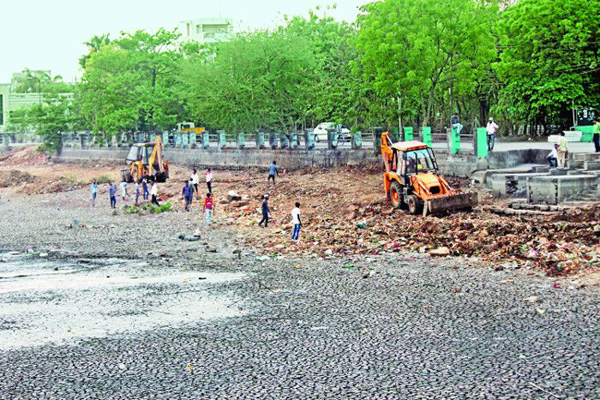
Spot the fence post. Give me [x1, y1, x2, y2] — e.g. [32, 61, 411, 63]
[237, 132, 245, 149]
[422, 127, 432, 147]
[202, 130, 210, 149]
[373, 128, 382, 154]
[476, 127, 488, 158]
[305, 131, 315, 150]
[290, 133, 298, 149]
[404, 127, 414, 141]
[218, 131, 227, 149]
[451, 128, 461, 155]
[269, 132, 278, 149]
[351, 132, 363, 149]
[279, 133, 289, 149]
[256, 132, 265, 149]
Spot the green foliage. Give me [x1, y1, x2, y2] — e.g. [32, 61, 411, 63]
[183, 29, 314, 133]
[355, 0, 498, 126]
[150, 201, 172, 214]
[123, 200, 172, 215]
[96, 175, 112, 184]
[494, 0, 600, 128]
[78, 29, 185, 138]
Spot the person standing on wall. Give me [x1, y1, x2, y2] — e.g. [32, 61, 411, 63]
[486, 117, 499, 152]
[451, 113, 463, 136]
[593, 118, 600, 153]
[206, 168, 213, 194]
[557, 132, 568, 169]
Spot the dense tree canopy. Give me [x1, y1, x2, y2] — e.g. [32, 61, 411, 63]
[12, 0, 600, 149]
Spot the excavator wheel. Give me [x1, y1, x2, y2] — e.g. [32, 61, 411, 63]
[406, 195, 422, 215]
[389, 181, 403, 209]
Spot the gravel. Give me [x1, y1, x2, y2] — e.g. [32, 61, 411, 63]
[1, 189, 599, 398]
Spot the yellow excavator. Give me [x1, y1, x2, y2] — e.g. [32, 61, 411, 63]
[381, 132, 477, 216]
[121, 135, 169, 183]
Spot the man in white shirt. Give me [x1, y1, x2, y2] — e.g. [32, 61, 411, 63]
[120, 180, 129, 201]
[150, 181, 160, 206]
[486, 117, 499, 152]
[191, 169, 199, 198]
[291, 202, 302, 242]
[546, 144, 558, 168]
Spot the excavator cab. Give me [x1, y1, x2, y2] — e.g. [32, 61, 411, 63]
[122, 135, 169, 183]
[381, 132, 477, 215]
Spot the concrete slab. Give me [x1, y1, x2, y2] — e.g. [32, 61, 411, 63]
[491, 172, 550, 198]
[527, 174, 599, 204]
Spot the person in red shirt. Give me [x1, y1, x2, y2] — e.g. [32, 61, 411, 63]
[203, 192, 215, 226]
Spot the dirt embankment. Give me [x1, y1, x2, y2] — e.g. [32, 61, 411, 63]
[1, 146, 598, 277]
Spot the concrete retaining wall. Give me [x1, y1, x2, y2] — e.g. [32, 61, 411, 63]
[56, 147, 553, 178]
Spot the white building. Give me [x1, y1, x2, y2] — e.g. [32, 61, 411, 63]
[179, 17, 234, 44]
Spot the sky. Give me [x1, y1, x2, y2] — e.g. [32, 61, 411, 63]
[0, 0, 370, 83]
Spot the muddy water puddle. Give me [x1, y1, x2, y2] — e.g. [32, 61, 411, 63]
[0, 252, 246, 350]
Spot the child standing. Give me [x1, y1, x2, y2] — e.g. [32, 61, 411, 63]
[203, 192, 215, 226]
[291, 202, 302, 241]
[109, 183, 117, 209]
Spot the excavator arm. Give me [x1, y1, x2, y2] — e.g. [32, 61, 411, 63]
[381, 132, 394, 173]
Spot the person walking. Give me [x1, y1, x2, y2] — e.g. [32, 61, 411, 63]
[291, 202, 302, 242]
[486, 117, 499, 152]
[558, 131, 568, 168]
[451, 113, 463, 135]
[268, 161, 279, 185]
[90, 180, 98, 207]
[205, 168, 213, 194]
[191, 169, 200, 197]
[134, 180, 141, 206]
[182, 181, 194, 212]
[258, 194, 270, 227]
[142, 178, 149, 201]
[546, 144, 559, 167]
[150, 181, 160, 206]
[203, 192, 215, 226]
[109, 182, 117, 209]
[120, 180, 129, 201]
[593, 118, 600, 153]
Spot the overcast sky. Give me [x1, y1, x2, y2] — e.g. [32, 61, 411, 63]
[0, 0, 370, 83]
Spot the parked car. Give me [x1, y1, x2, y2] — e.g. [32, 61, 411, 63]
[313, 122, 350, 143]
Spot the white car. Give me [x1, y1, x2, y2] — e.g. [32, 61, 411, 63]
[313, 123, 350, 143]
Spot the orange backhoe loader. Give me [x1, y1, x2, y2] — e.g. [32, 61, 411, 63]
[121, 135, 169, 183]
[381, 132, 477, 216]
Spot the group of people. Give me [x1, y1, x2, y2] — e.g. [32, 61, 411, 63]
[91, 178, 160, 209]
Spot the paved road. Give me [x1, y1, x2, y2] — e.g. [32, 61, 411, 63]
[1, 192, 599, 398]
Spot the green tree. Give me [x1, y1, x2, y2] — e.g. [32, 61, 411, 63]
[79, 34, 111, 70]
[355, 0, 497, 127]
[494, 0, 600, 132]
[79, 29, 184, 139]
[182, 29, 314, 134]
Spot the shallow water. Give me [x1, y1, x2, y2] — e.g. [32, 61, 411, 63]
[0, 253, 246, 350]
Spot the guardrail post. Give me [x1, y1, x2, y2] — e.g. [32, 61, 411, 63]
[256, 132, 265, 149]
[422, 127, 432, 147]
[404, 126, 414, 141]
[451, 127, 461, 155]
[290, 133, 298, 149]
[218, 131, 227, 149]
[305, 131, 315, 150]
[202, 130, 210, 149]
[476, 127, 488, 158]
[351, 132, 363, 149]
[237, 132, 245, 149]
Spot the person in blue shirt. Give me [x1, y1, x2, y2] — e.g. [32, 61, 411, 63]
[90, 180, 98, 207]
[142, 178, 149, 200]
[268, 161, 279, 185]
[182, 181, 194, 212]
[109, 183, 117, 209]
[258, 194, 270, 227]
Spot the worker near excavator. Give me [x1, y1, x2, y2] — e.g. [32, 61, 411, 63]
[557, 131, 568, 168]
[109, 183, 117, 209]
[182, 181, 194, 212]
[150, 181, 160, 206]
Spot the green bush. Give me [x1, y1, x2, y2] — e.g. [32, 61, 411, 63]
[150, 201, 172, 214]
[97, 175, 112, 184]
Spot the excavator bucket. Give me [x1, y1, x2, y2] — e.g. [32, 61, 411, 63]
[424, 191, 478, 214]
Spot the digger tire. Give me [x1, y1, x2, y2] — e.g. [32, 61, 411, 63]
[390, 181, 403, 209]
[407, 195, 422, 215]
